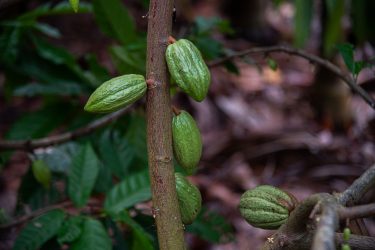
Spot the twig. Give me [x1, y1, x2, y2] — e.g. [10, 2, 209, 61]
[0, 201, 71, 229]
[338, 203, 375, 220]
[0, 106, 132, 151]
[338, 164, 375, 205]
[0, 199, 101, 229]
[311, 197, 339, 250]
[208, 45, 375, 110]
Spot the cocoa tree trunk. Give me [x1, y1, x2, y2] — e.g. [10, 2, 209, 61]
[145, 0, 186, 249]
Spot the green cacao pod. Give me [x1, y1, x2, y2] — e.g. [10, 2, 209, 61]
[239, 185, 297, 230]
[84, 74, 146, 113]
[172, 110, 202, 175]
[175, 173, 202, 225]
[166, 39, 211, 102]
[32, 160, 51, 189]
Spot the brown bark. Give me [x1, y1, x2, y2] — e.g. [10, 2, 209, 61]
[145, 0, 186, 249]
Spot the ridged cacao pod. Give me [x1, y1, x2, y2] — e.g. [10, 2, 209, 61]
[32, 160, 51, 189]
[172, 110, 202, 175]
[166, 39, 211, 102]
[239, 185, 297, 230]
[84, 74, 146, 113]
[175, 173, 202, 225]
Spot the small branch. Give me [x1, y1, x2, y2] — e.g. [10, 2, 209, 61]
[208, 45, 375, 110]
[338, 203, 375, 220]
[312, 197, 339, 250]
[0, 199, 101, 229]
[0, 106, 132, 151]
[335, 233, 375, 250]
[338, 164, 375, 205]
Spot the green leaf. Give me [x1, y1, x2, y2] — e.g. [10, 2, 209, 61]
[69, 0, 80, 12]
[294, 0, 313, 48]
[124, 114, 148, 165]
[110, 45, 146, 75]
[33, 22, 61, 38]
[32, 36, 75, 65]
[34, 142, 80, 174]
[97, 130, 134, 178]
[104, 170, 151, 214]
[267, 58, 278, 71]
[337, 43, 355, 72]
[68, 143, 100, 207]
[6, 105, 70, 140]
[186, 208, 234, 243]
[57, 216, 83, 245]
[85, 54, 110, 86]
[13, 209, 65, 250]
[0, 27, 21, 63]
[92, 0, 136, 44]
[111, 211, 154, 250]
[14, 82, 84, 97]
[19, 2, 92, 21]
[70, 218, 111, 250]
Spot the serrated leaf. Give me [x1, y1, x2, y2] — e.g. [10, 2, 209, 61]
[186, 208, 234, 244]
[68, 143, 100, 207]
[111, 211, 153, 250]
[104, 171, 151, 214]
[57, 216, 83, 245]
[92, 0, 136, 44]
[294, 0, 313, 48]
[70, 218, 111, 250]
[69, 0, 80, 12]
[13, 209, 65, 250]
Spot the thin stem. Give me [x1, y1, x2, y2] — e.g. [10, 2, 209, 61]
[0, 199, 101, 229]
[0, 106, 132, 151]
[208, 45, 375, 110]
[338, 203, 375, 220]
[145, 0, 185, 249]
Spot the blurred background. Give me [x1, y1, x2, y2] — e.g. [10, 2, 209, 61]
[0, 0, 375, 249]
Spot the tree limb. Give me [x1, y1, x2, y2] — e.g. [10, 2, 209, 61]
[338, 203, 375, 220]
[208, 45, 375, 110]
[312, 197, 339, 250]
[335, 233, 375, 250]
[338, 164, 375, 205]
[145, 0, 185, 249]
[0, 106, 133, 151]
